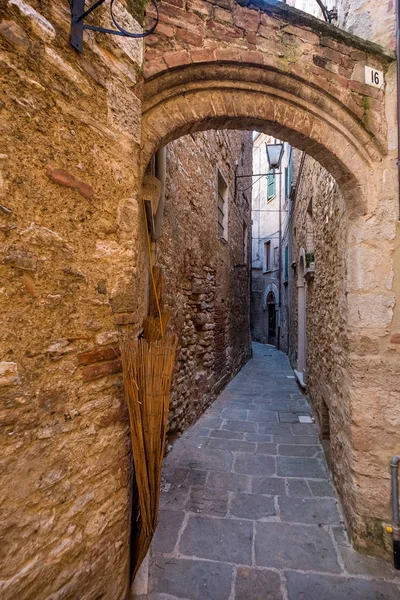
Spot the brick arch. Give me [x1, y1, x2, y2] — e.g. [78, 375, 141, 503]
[141, 71, 368, 214]
[141, 0, 394, 214]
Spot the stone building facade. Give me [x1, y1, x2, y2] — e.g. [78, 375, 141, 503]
[156, 130, 252, 440]
[251, 134, 292, 352]
[0, 0, 399, 597]
[289, 152, 346, 444]
[288, 0, 396, 50]
[286, 0, 399, 557]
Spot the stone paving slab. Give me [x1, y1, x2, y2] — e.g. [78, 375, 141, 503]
[222, 420, 258, 433]
[179, 515, 253, 564]
[278, 444, 320, 457]
[235, 567, 283, 600]
[176, 447, 234, 472]
[150, 556, 233, 600]
[145, 343, 400, 600]
[276, 456, 326, 478]
[186, 486, 229, 516]
[207, 470, 251, 493]
[230, 492, 276, 520]
[285, 571, 400, 599]
[210, 429, 244, 440]
[251, 476, 287, 496]
[277, 496, 341, 524]
[208, 438, 256, 453]
[234, 453, 276, 476]
[255, 522, 342, 573]
[153, 510, 185, 553]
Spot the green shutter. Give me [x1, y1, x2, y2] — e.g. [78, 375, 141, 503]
[285, 151, 293, 199]
[285, 166, 289, 198]
[267, 169, 276, 200]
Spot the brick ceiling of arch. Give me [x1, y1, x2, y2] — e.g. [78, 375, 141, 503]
[141, 0, 394, 213]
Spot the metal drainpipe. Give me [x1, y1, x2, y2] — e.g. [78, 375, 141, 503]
[153, 146, 166, 240]
[278, 168, 282, 350]
[390, 456, 400, 569]
[396, 0, 400, 220]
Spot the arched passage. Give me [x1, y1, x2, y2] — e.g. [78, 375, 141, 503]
[141, 0, 394, 212]
[138, 0, 399, 564]
[141, 65, 377, 216]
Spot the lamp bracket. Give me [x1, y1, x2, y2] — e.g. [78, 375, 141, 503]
[70, 0, 159, 52]
[234, 170, 282, 200]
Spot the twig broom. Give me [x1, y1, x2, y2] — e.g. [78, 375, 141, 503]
[120, 332, 178, 577]
[120, 201, 178, 579]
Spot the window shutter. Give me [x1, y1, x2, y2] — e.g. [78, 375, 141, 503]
[267, 170, 276, 200]
[284, 245, 289, 281]
[285, 166, 289, 198]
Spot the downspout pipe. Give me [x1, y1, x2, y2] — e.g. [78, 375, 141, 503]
[390, 456, 400, 569]
[396, 0, 400, 220]
[154, 146, 166, 240]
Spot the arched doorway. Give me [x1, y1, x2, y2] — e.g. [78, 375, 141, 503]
[262, 283, 280, 347]
[266, 290, 277, 345]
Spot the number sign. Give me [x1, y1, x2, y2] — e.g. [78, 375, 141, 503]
[365, 66, 384, 89]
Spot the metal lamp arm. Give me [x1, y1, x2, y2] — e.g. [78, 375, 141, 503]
[71, 0, 159, 51]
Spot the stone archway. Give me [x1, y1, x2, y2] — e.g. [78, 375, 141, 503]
[262, 282, 280, 311]
[262, 283, 280, 346]
[141, 0, 394, 212]
[139, 0, 399, 552]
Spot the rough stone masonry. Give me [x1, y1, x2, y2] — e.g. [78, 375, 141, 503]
[159, 129, 252, 441]
[0, 0, 400, 598]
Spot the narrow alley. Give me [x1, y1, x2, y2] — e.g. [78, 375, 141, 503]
[2, 0, 400, 597]
[143, 344, 400, 600]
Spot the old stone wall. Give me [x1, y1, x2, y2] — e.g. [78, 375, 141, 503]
[337, 0, 395, 51]
[0, 1, 147, 598]
[286, 0, 399, 558]
[289, 0, 395, 50]
[289, 153, 348, 472]
[0, 0, 399, 594]
[290, 148, 400, 559]
[157, 130, 252, 440]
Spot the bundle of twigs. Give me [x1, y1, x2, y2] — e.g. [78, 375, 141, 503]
[143, 265, 170, 341]
[121, 332, 178, 576]
[120, 263, 178, 578]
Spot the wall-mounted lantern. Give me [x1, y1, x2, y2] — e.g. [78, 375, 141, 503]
[265, 142, 284, 171]
[234, 141, 285, 199]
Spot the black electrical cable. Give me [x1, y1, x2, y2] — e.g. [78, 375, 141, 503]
[314, 0, 330, 22]
[110, 0, 159, 38]
[73, 0, 159, 39]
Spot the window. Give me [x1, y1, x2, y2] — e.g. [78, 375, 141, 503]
[217, 170, 228, 241]
[284, 244, 289, 281]
[274, 246, 279, 268]
[264, 241, 271, 271]
[267, 169, 276, 200]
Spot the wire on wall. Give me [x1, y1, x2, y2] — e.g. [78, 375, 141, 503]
[70, 0, 159, 52]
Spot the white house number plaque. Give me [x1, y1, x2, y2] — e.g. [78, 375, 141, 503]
[365, 66, 384, 89]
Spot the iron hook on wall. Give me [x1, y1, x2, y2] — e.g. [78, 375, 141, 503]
[70, 0, 159, 52]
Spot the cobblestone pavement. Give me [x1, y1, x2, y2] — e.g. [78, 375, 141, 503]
[142, 343, 400, 599]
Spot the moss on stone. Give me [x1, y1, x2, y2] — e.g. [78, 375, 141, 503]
[361, 95, 370, 115]
[126, 0, 150, 25]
